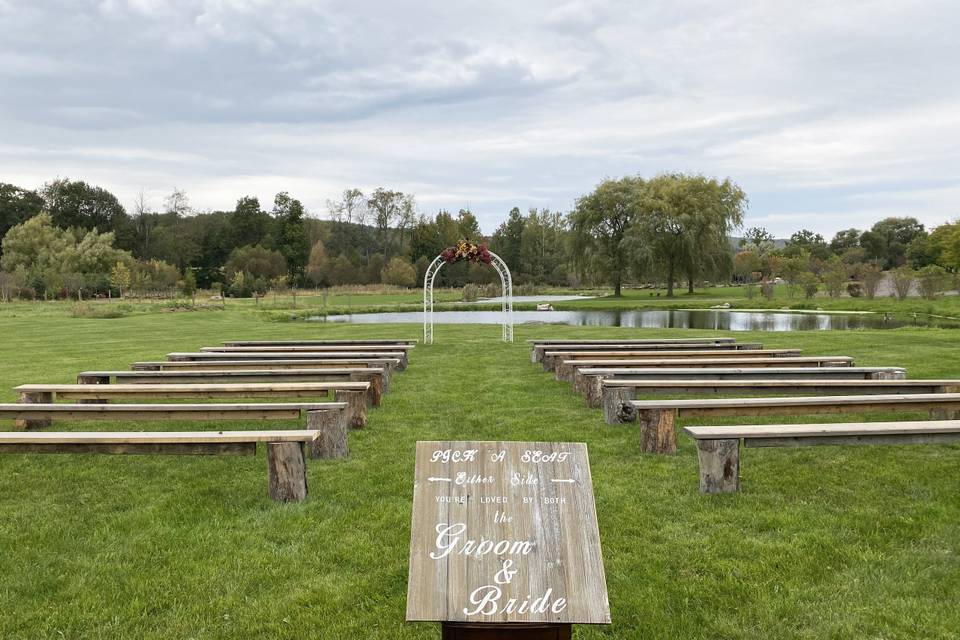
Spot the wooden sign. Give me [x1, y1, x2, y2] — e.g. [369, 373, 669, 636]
[406, 441, 610, 625]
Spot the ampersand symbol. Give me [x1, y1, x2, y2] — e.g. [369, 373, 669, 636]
[494, 559, 518, 585]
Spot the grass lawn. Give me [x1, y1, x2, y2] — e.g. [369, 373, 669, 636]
[0, 308, 958, 638]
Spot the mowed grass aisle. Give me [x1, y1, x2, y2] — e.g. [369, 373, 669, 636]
[0, 308, 958, 638]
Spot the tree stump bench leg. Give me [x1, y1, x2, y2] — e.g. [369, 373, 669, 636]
[306, 409, 348, 459]
[531, 347, 542, 364]
[603, 386, 637, 424]
[352, 373, 382, 407]
[76, 374, 110, 404]
[930, 408, 960, 420]
[696, 438, 740, 494]
[639, 408, 677, 454]
[585, 376, 604, 408]
[542, 354, 557, 373]
[266, 441, 308, 502]
[14, 391, 52, 430]
[555, 361, 574, 383]
[334, 389, 367, 428]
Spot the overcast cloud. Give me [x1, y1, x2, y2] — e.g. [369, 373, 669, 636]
[1, 0, 958, 236]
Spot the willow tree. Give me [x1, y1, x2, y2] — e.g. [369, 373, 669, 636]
[568, 177, 642, 296]
[629, 174, 746, 296]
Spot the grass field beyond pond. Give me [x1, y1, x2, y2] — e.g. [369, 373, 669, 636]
[0, 310, 958, 639]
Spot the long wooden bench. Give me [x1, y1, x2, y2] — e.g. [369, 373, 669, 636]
[16, 382, 371, 428]
[602, 379, 960, 424]
[224, 339, 417, 346]
[558, 355, 853, 383]
[169, 350, 409, 370]
[577, 366, 907, 408]
[78, 368, 386, 406]
[683, 420, 960, 494]
[543, 348, 800, 373]
[619, 393, 960, 455]
[529, 339, 744, 363]
[0, 429, 321, 502]
[134, 357, 397, 374]
[0, 402, 349, 460]
[571, 356, 856, 390]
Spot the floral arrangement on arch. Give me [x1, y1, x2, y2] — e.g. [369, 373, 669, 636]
[440, 239, 493, 265]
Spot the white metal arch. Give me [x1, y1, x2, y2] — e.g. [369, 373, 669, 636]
[423, 251, 513, 344]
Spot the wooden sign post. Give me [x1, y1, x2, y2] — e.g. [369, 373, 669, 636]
[406, 441, 610, 638]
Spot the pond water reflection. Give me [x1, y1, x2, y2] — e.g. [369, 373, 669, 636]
[309, 309, 958, 331]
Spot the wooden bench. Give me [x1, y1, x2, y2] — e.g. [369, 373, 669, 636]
[223, 339, 417, 346]
[0, 402, 349, 460]
[529, 339, 745, 363]
[558, 355, 852, 382]
[543, 348, 799, 373]
[602, 379, 960, 425]
[78, 368, 387, 406]
[683, 420, 960, 494]
[570, 356, 855, 389]
[170, 350, 409, 370]
[0, 429, 321, 502]
[577, 366, 907, 408]
[134, 357, 397, 376]
[619, 393, 960, 455]
[17, 382, 371, 428]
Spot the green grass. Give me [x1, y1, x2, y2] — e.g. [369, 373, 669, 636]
[0, 309, 958, 638]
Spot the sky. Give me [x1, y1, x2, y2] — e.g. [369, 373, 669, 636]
[1, 0, 959, 237]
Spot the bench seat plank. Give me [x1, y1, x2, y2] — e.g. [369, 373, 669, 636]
[0, 430, 320, 444]
[631, 393, 960, 412]
[683, 420, 960, 440]
[17, 383, 369, 394]
[0, 403, 339, 421]
[203, 345, 414, 352]
[224, 339, 417, 346]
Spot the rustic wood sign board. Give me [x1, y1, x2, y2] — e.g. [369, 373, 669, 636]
[406, 441, 610, 625]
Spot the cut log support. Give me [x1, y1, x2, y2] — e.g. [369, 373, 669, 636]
[266, 441, 308, 502]
[585, 376, 604, 409]
[638, 408, 677, 454]
[306, 409, 348, 459]
[555, 361, 575, 383]
[14, 391, 52, 430]
[696, 438, 740, 494]
[875, 370, 907, 380]
[351, 372, 382, 406]
[334, 389, 367, 428]
[603, 386, 637, 425]
[542, 354, 558, 373]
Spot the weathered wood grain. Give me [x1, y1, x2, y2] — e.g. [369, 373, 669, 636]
[695, 439, 740, 494]
[306, 408, 348, 459]
[406, 441, 610, 625]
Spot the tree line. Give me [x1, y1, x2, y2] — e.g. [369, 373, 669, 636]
[1, 174, 957, 301]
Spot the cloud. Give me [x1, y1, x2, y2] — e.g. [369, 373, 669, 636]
[0, 0, 958, 236]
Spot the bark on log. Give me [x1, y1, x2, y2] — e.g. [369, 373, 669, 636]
[266, 441, 308, 502]
[585, 376, 604, 409]
[306, 408, 348, 459]
[638, 408, 677, 454]
[929, 408, 960, 420]
[351, 373, 382, 407]
[696, 438, 740, 494]
[603, 386, 638, 425]
[334, 390, 368, 428]
[542, 354, 557, 373]
[555, 361, 574, 383]
[14, 391, 52, 430]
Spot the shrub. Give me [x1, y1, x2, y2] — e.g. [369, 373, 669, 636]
[462, 283, 479, 302]
[891, 267, 915, 300]
[795, 272, 819, 299]
[821, 260, 848, 298]
[846, 282, 862, 298]
[861, 264, 883, 299]
[760, 281, 775, 299]
[744, 283, 756, 299]
[380, 257, 416, 288]
[916, 265, 949, 300]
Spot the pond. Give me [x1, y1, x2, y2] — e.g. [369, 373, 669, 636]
[308, 309, 960, 331]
